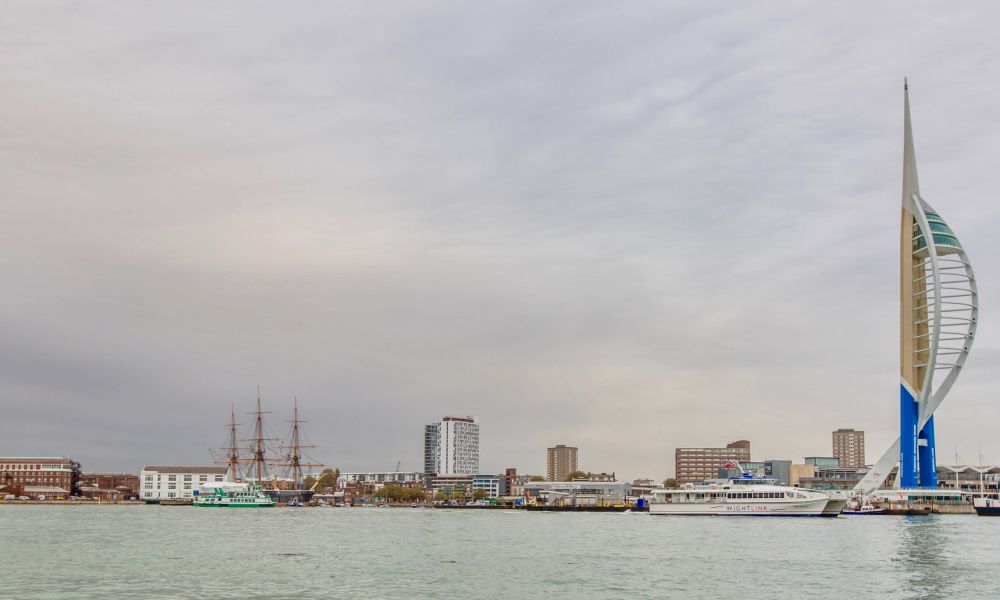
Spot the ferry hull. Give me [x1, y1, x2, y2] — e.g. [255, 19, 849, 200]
[973, 498, 1000, 516]
[649, 498, 833, 517]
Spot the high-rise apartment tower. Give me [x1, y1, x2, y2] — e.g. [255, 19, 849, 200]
[424, 416, 479, 476]
[832, 429, 866, 468]
[546, 445, 578, 482]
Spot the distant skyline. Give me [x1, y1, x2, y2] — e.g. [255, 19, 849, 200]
[3, 2, 1000, 481]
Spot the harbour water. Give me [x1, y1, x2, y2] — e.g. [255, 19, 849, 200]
[3, 506, 1000, 599]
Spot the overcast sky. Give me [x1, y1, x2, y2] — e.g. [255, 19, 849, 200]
[2, 2, 999, 480]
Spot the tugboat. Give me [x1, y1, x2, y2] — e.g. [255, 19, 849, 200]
[843, 498, 887, 515]
[973, 497, 1000, 516]
[193, 482, 275, 507]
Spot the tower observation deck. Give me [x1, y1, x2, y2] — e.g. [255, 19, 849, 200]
[855, 82, 979, 495]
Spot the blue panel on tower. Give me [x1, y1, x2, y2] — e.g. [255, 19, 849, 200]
[899, 383, 919, 488]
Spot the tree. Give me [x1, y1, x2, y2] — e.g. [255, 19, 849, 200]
[449, 490, 465, 501]
[566, 470, 588, 481]
[317, 468, 339, 492]
[528, 476, 545, 482]
[472, 488, 488, 500]
[662, 478, 677, 488]
[303, 476, 317, 490]
[434, 491, 448, 501]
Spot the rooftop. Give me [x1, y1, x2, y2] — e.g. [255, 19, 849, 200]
[141, 466, 228, 474]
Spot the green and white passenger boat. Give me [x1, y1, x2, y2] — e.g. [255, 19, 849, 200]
[193, 482, 276, 507]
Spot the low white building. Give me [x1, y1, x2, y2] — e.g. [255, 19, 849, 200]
[140, 466, 228, 500]
[523, 481, 631, 506]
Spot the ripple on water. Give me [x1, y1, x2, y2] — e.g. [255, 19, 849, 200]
[3, 506, 1000, 599]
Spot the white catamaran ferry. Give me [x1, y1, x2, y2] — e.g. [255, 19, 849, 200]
[650, 473, 845, 517]
[193, 482, 276, 508]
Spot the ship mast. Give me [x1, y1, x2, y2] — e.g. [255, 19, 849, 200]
[278, 397, 321, 490]
[242, 388, 278, 484]
[225, 404, 241, 481]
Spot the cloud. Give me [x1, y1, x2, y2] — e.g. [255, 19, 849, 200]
[2, 1, 1000, 478]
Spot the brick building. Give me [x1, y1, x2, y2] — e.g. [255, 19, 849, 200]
[674, 441, 751, 485]
[0, 457, 76, 496]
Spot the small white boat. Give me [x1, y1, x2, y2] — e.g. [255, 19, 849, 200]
[842, 498, 886, 515]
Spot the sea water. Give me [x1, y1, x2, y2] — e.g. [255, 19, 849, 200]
[2, 505, 999, 599]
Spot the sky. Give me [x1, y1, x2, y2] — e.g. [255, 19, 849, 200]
[2, 2, 1000, 481]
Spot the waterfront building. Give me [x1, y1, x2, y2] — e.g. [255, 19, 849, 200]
[79, 473, 140, 501]
[139, 466, 227, 501]
[674, 440, 750, 485]
[799, 466, 867, 490]
[523, 481, 631, 507]
[789, 464, 815, 487]
[0, 457, 75, 495]
[472, 474, 506, 498]
[936, 465, 1000, 497]
[337, 471, 428, 490]
[630, 478, 657, 498]
[804, 457, 840, 469]
[857, 82, 978, 494]
[431, 474, 474, 497]
[764, 460, 791, 486]
[832, 429, 866, 468]
[546, 444, 578, 482]
[425, 416, 479, 476]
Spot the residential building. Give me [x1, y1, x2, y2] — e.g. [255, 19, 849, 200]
[832, 429, 866, 468]
[424, 423, 440, 475]
[674, 440, 751, 485]
[764, 460, 792, 486]
[546, 445, 578, 482]
[425, 416, 479, 476]
[0, 457, 75, 496]
[504, 468, 517, 496]
[139, 466, 227, 500]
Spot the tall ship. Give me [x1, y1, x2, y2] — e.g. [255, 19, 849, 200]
[650, 472, 846, 517]
[212, 392, 323, 505]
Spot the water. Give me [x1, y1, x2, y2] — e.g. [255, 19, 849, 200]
[3, 506, 999, 599]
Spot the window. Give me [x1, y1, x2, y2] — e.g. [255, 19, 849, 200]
[214, 475, 223, 482]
